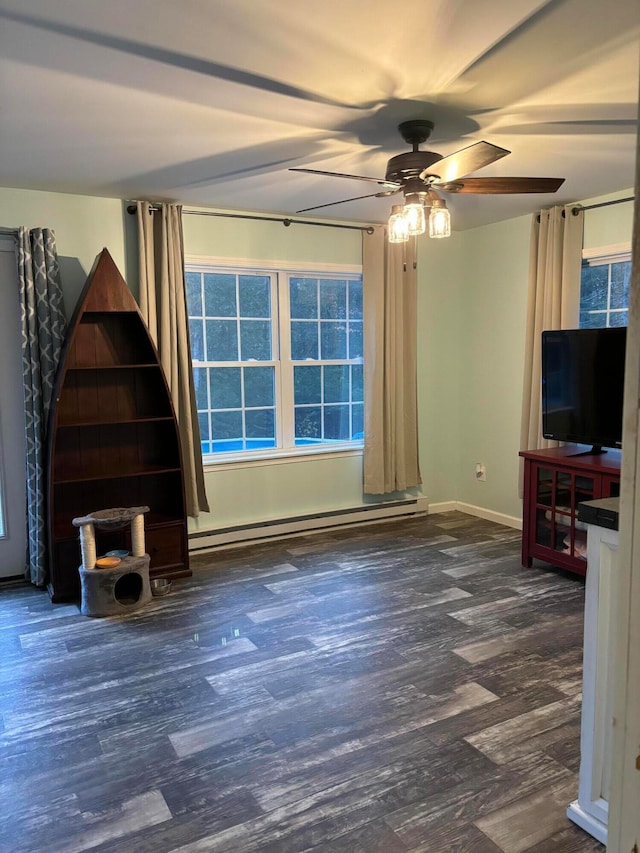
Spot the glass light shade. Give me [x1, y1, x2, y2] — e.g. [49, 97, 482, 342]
[429, 204, 451, 238]
[388, 205, 410, 243]
[404, 202, 426, 236]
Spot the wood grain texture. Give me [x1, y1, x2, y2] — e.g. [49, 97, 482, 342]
[0, 512, 603, 852]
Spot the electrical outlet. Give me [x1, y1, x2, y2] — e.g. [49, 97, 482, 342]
[475, 463, 487, 481]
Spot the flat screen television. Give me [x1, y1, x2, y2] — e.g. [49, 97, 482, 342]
[541, 327, 626, 454]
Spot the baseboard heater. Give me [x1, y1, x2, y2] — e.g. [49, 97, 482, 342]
[188, 496, 429, 553]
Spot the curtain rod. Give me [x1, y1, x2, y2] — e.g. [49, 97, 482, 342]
[536, 196, 635, 221]
[577, 195, 635, 213]
[126, 203, 375, 235]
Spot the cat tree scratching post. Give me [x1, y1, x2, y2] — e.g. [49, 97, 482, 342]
[72, 506, 152, 617]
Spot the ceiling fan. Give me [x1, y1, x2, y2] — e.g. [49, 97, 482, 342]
[290, 120, 565, 241]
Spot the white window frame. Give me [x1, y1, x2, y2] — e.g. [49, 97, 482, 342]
[185, 255, 364, 467]
[580, 242, 632, 328]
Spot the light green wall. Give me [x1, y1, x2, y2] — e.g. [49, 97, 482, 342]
[0, 187, 132, 310]
[582, 189, 635, 250]
[190, 453, 370, 533]
[416, 232, 464, 504]
[183, 207, 362, 266]
[452, 213, 531, 518]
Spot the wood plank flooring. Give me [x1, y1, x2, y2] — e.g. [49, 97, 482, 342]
[0, 512, 604, 852]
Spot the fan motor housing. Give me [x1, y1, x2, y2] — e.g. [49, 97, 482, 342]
[385, 151, 443, 184]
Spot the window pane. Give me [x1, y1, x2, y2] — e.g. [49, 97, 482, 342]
[609, 310, 628, 327]
[244, 366, 274, 407]
[294, 365, 321, 404]
[290, 278, 318, 319]
[240, 320, 271, 360]
[610, 261, 632, 309]
[352, 365, 363, 402]
[324, 365, 349, 402]
[210, 367, 241, 409]
[352, 403, 364, 439]
[193, 366, 208, 410]
[245, 409, 275, 443]
[212, 410, 242, 441]
[349, 281, 363, 319]
[190, 319, 205, 361]
[321, 322, 347, 359]
[291, 321, 319, 359]
[239, 275, 270, 318]
[579, 310, 604, 329]
[204, 273, 236, 317]
[198, 411, 210, 445]
[320, 280, 347, 319]
[206, 320, 238, 361]
[186, 271, 202, 317]
[348, 322, 363, 359]
[295, 406, 321, 442]
[324, 405, 350, 440]
[580, 265, 609, 313]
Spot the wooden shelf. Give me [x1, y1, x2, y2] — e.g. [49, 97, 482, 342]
[53, 465, 182, 485]
[67, 363, 159, 371]
[57, 416, 174, 428]
[47, 249, 190, 601]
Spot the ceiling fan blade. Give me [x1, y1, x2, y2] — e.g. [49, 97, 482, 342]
[434, 177, 565, 194]
[290, 167, 400, 188]
[296, 189, 401, 214]
[420, 141, 510, 183]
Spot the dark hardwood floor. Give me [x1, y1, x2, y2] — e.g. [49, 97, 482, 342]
[0, 512, 604, 853]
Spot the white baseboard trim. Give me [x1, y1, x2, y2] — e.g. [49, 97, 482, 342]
[455, 502, 522, 530]
[189, 497, 428, 553]
[427, 501, 458, 514]
[428, 500, 522, 530]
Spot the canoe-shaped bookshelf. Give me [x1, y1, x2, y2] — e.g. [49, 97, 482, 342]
[47, 248, 190, 601]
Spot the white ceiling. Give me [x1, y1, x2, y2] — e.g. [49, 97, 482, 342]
[0, 0, 638, 230]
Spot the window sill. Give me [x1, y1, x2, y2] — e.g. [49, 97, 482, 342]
[203, 444, 364, 472]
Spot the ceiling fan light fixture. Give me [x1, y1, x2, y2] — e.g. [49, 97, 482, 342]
[428, 196, 451, 239]
[403, 192, 427, 236]
[388, 204, 410, 243]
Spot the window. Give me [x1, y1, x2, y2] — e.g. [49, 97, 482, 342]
[580, 248, 632, 328]
[186, 263, 363, 460]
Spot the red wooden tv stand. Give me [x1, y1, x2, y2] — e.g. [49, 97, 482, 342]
[520, 446, 622, 577]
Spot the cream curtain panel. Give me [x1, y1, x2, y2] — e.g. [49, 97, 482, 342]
[519, 204, 584, 463]
[137, 202, 210, 517]
[362, 227, 421, 494]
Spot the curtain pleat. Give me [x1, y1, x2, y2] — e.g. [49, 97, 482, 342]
[363, 227, 421, 494]
[17, 228, 66, 585]
[519, 205, 584, 490]
[137, 202, 210, 517]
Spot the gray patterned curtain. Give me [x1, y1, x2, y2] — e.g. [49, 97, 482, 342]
[17, 228, 66, 585]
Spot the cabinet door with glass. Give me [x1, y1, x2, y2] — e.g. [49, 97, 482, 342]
[532, 465, 597, 569]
